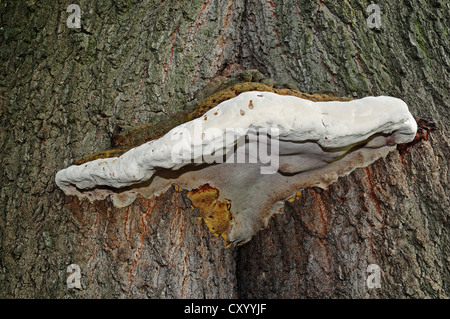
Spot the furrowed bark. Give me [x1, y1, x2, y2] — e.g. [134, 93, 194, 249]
[0, 0, 448, 298]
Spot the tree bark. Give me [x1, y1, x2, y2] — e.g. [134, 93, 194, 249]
[0, 0, 448, 298]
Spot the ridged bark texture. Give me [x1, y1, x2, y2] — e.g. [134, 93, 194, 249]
[0, 0, 448, 298]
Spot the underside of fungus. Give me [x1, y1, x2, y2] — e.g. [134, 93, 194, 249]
[56, 91, 417, 245]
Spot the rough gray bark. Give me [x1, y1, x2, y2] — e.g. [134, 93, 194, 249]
[0, 0, 448, 298]
[235, 0, 450, 298]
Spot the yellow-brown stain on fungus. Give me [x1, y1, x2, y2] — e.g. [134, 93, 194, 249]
[75, 148, 131, 165]
[186, 184, 232, 244]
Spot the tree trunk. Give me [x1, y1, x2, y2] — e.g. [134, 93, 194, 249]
[0, 0, 448, 298]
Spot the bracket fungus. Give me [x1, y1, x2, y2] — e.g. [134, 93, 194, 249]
[56, 91, 417, 245]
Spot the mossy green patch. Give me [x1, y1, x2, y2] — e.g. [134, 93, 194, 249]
[414, 21, 431, 66]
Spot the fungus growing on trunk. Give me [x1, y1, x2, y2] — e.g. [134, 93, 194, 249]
[55, 91, 417, 245]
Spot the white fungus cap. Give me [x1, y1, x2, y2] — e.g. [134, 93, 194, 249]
[55, 92, 417, 244]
